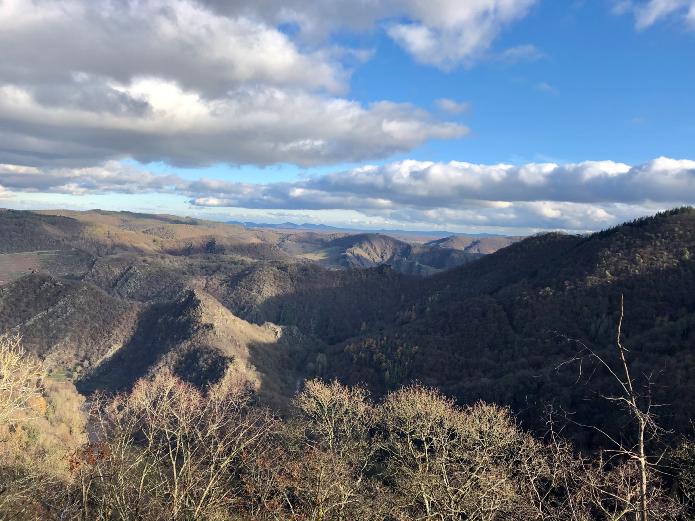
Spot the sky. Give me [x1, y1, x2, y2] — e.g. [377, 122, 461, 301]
[0, 0, 694, 234]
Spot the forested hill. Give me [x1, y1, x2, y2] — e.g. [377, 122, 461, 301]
[1, 207, 694, 447]
[317, 208, 695, 445]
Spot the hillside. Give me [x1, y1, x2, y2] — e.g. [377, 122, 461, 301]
[318, 233, 482, 275]
[0, 272, 318, 407]
[0, 209, 513, 278]
[210, 262, 417, 343]
[1, 207, 694, 447]
[0, 274, 139, 376]
[77, 288, 317, 408]
[316, 208, 695, 443]
[425, 234, 522, 253]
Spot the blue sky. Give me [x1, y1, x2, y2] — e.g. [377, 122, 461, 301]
[344, 1, 695, 166]
[1, 0, 694, 233]
[137, 2, 695, 174]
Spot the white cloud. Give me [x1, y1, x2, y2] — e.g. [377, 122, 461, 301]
[0, 161, 185, 195]
[165, 157, 695, 231]
[386, 0, 536, 69]
[199, 0, 539, 68]
[0, 80, 466, 168]
[0, 0, 345, 95]
[378, 201, 673, 232]
[178, 158, 695, 209]
[1, 157, 694, 231]
[5, 0, 536, 76]
[435, 99, 470, 115]
[616, 0, 695, 29]
[0, 0, 480, 169]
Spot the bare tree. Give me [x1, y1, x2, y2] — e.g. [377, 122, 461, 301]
[378, 385, 536, 520]
[558, 295, 681, 521]
[70, 372, 275, 520]
[241, 379, 382, 521]
[614, 295, 650, 521]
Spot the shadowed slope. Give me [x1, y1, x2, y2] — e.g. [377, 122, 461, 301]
[77, 288, 319, 407]
[0, 274, 139, 375]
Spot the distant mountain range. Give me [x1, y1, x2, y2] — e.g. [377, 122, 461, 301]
[0, 208, 519, 278]
[226, 219, 512, 240]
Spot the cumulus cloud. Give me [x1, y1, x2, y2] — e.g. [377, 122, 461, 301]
[379, 202, 640, 231]
[386, 0, 536, 69]
[181, 156, 695, 230]
[616, 0, 695, 29]
[198, 0, 538, 68]
[435, 99, 470, 115]
[0, 161, 185, 195]
[0, 0, 345, 96]
[1, 157, 694, 231]
[0, 0, 477, 169]
[180, 158, 695, 209]
[0, 80, 466, 168]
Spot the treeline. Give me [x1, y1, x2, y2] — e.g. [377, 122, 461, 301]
[1, 334, 695, 520]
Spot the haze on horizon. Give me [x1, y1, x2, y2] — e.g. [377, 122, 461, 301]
[1, 0, 694, 234]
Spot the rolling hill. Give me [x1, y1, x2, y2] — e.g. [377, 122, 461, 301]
[77, 287, 317, 408]
[1, 207, 694, 446]
[316, 208, 695, 444]
[424, 234, 521, 253]
[0, 209, 513, 278]
[317, 233, 482, 275]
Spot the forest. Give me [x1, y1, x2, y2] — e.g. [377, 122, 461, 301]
[2, 209, 695, 520]
[1, 330, 694, 521]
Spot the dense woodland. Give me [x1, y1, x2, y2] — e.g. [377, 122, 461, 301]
[311, 209, 695, 447]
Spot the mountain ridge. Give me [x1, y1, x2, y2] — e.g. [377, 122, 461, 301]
[226, 219, 516, 239]
[1, 206, 694, 446]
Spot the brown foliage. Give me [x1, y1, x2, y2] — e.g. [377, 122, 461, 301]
[0, 337, 693, 520]
[0, 333, 44, 423]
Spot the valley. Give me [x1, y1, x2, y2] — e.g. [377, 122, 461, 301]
[1, 207, 694, 446]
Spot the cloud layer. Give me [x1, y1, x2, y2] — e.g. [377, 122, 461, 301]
[0, 81, 465, 168]
[0, 0, 542, 169]
[1, 0, 690, 232]
[183, 158, 695, 209]
[2, 157, 693, 231]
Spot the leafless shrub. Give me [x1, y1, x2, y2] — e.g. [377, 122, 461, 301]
[0, 333, 44, 424]
[69, 372, 275, 520]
